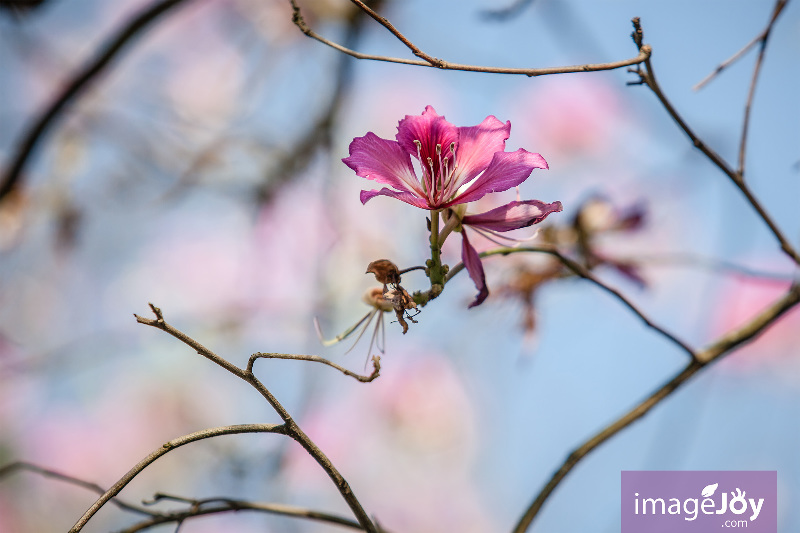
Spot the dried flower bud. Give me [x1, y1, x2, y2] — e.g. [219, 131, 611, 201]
[363, 287, 394, 312]
[366, 259, 402, 285]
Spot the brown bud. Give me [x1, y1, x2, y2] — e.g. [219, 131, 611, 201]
[366, 259, 401, 285]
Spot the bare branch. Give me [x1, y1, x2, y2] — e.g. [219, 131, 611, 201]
[248, 352, 381, 383]
[0, 461, 157, 517]
[446, 246, 697, 359]
[0, 0, 199, 203]
[693, 0, 788, 91]
[629, 19, 800, 265]
[69, 424, 288, 533]
[290, 0, 650, 77]
[738, 0, 788, 176]
[513, 283, 800, 532]
[133, 304, 380, 533]
[119, 493, 365, 532]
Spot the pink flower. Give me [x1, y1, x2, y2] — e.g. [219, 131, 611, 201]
[459, 200, 562, 307]
[344, 106, 562, 307]
[344, 105, 549, 210]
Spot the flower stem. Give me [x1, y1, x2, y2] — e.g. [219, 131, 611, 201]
[427, 209, 446, 293]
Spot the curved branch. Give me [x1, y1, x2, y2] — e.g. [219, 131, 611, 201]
[0, 0, 199, 202]
[290, 0, 650, 77]
[248, 352, 381, 382]
[0, 461, 158, 517]
[69, 424, 287, 533]
[629, 18, 800, 265]
[513, 283, 800, 532]
[119, 494, 364, 532]
[446, 246, 697, 359]
[134, 304, 379, 533]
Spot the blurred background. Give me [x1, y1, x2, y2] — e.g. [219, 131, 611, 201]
[0, 0, 798, 531]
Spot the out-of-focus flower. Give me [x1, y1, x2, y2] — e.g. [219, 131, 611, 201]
[344, 106, 561, 307]
[496, 260, 563, 341]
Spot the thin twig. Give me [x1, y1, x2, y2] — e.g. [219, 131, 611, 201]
[480, 0, 536, 21]
[693, 0, 788, 91]
[133, 304, 379, 533]
[513, 283, 800, 532]
[0, 0, 198, 202]
[446, 246, 697, 359]
[628, 19, 800, 265]
[738, 0, 788, 176]
[119, 494, 364, 533]
[0, 461, 158, 517]
[248, 352, 381, 383]
[69, 424, 288, 533]
[290, 0, 650, 77]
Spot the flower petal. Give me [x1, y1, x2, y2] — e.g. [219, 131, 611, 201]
[446, 149, 548, 207]
[396, 105, 458, 165]
[453, 115, 510, 186]
[462, 200, 563, 232]
[343, 132, 424, 198]
[461, 230, 489, 308]
[360, 187, 431, 208]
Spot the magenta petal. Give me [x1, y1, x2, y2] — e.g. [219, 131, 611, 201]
[396, 106, 458, 164]
[461, 231, 489, 308]
[446, 149, 549, 207]
[360, 187, 431, 208]
[454, 115, 510, 186]
[462, 200, 563, 232]
[343, 132, 424, 197]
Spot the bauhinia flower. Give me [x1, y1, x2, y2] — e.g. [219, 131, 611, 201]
[344, 106, 562, 308]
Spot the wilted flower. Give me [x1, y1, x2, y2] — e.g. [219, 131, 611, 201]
[315, 287, 392, 364]
[344, 106, 561, 307]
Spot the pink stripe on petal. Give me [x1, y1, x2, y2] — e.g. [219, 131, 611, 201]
[462, 200, 563, 232]
[453, 115, 510, 187]
[360, 187, 431, 209]
[461, 231, 490, 308]
[447, 149, 548, 207]
[343, 132, 424, 197]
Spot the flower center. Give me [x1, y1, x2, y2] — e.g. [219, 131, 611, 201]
[414, 139, 458, 207]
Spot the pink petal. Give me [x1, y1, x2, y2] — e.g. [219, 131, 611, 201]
[343, 132, 424, 198]
[396, 106, 458, 166]
[454, 115, 510, 186]
[461, 231, 489, 308]
[462, 200, 563, 232]
[446, 149, 548, 207]
[360, 187, 431, 209]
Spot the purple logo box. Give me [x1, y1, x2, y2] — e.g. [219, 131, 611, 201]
[621, 471, 777, 533]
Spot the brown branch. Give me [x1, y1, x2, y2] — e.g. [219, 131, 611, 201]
[513, 283, 800, 532]
[693, 0, 788, 91]
[133, 304, 379, 533]
[0, 0, 199, 203]
[119, 493, 364, 532]
[68, 424, 288, 533]
[290, 0, 650, 77]
[249, 352, 381, 382]
[628, 19, 800, 265]
[445, 246, 697, 359]
[0, 461, 158, 517]
[738, 0, 788, 176]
